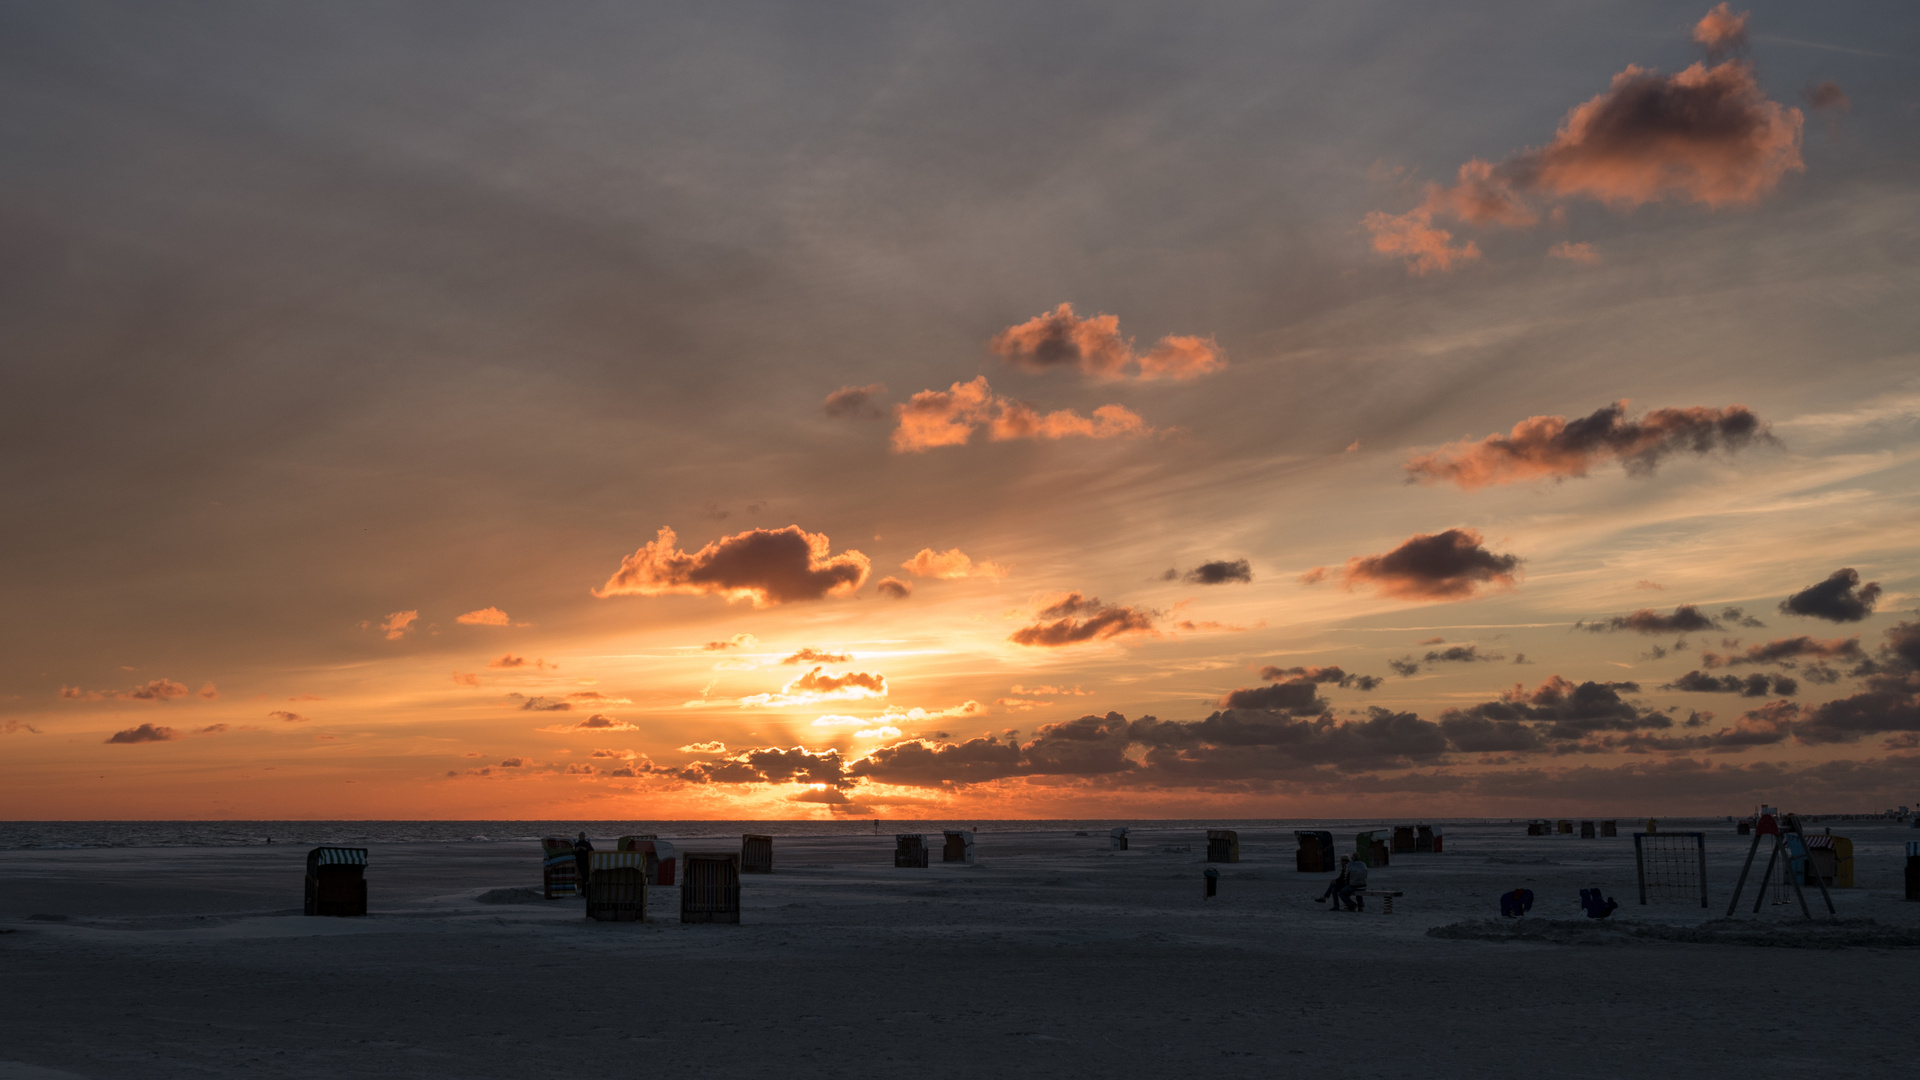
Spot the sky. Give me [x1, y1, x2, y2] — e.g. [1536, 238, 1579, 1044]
[4, 1, 1919, 820]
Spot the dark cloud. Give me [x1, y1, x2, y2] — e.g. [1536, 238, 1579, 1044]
[1580, 604, 1720, 634]
[105, 723, 179, 744]
[1701, 635, 1865, 668]
[1184, 559, 1252, 585]
[1388, 657, 1420, 677]
[822, 383, 887, 420]
[1425, 644, 1502, 664]
[875, 576, 911, 599]
[1779, 568, 1880, 623]
[679, 746, 852, 787]
[1806, 81, 1850, 113]
[1315, 528, 1521, 602]
[1439, 675, 1667, 742]
[1661, 671, 1797, 697]
[1217, 679, 1328, 714]
[517, 697, 571, 712]
[1009, 593, 1156, 647]
[268, 709, 308, 722]
[594, 525, 870, 607]
[1761, 621, 1920, 745]
[1130, 707, 1451, 775]
[1405, 403, 1769, 489]
[783, 647, 853, 665]
[1257, 665, 1381, 691]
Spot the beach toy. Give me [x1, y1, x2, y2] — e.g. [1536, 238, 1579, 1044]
[1500, 888, 1534, 917]
[1579, 888, 1617, 919]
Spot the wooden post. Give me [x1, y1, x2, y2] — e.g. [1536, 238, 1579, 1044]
[1634, 833, 1648, 906]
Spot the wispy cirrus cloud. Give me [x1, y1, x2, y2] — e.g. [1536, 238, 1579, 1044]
[60, 679, 193, 703]
[595, 526, 870, 607]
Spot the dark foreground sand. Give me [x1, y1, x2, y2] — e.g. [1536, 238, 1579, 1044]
[3, 823, 1918, 1079]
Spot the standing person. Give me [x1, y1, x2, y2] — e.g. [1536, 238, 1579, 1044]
[1340, 855, 1370, 911]
[1314, 855, 1351, 908]
[573, 831, 593, 897]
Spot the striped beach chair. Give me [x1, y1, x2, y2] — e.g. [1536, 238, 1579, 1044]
[305, 847, 368, 916]
[541, 837, 579, 898]
[586, 851, 648, 921]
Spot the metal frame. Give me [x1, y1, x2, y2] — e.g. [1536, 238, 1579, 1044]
[1632, 831, 1708, 908]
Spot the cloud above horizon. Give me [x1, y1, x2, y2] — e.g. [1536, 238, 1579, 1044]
[1305, 529, 1521, 602]
[1366, 10, 1802, 272]
[890, 376, 1154, 453]
[1779, 568, 1880, 623]
[1404, 403, 1768, 489]
[594, 526, 870, 607]
[1008, 593, 1158, 647]
[989, 303, 1226, 382]
[902, 547, 1007, 580]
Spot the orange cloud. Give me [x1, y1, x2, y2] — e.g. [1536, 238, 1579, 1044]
[703, 633, 758, 651]
[902, 547, 1007, 580]
[594, 526, 870, 607]
[1361, 207, 1480, 275]
[1009, 593, 1157, 647]
[488, 654, 555, 670]
[1404, 402, 1767, 489]
[3, 720, 43, 735]
[1316, 529, 1521, 602]
[1548, 241, 1600, 264]
[1692, 3, 1747, 57]
[540, 713, 639, 733]
[679, 740, 728, 753]
[876, 576, 912, 599]
[784, 647, 852, 665]
[60, 678, 193, 703]
[890, 376, 1154, 453]
[105, 723, 178, 744]
[455, 607, 513, 626]
[268, 710, 308, 722]
[1366, 15, 1802, 274]
[378, 610, 419, 640]
[740, 665, 888, 707]
[989, 303, 1225, 382]
[453, 672, 481, 686]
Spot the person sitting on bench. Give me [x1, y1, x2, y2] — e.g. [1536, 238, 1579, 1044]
[1339, 857, 1369, 911]
[1314, 855, 1351, 907]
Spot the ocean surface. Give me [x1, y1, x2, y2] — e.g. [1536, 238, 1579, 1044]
[0, 818, 1541, 850]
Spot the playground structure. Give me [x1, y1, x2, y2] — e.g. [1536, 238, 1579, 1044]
[1723, 813, 1835, 920]
[304, 846, 368, 917]
[1633, 831, 1708, 908]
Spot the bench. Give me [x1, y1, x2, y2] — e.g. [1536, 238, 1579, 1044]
[1363, 889, 1404, 914]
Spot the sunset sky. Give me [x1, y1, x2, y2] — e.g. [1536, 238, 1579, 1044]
[5, 2, 1918, 819]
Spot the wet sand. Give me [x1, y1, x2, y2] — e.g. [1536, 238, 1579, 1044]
[3, 822, 1917, 1078]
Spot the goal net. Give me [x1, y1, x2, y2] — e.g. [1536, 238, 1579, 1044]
[1633, 832, 1708, 907]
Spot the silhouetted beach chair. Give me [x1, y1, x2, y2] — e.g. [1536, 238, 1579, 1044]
[304, 847, 367, 917]
[541, 837, 579, 898]
[616, 836, 677, 885]
[1295, 830, 1335, 872]
[586, 851, 647, 922]
[895, 834, 928, 867]
[1206, 829, 1239, 863]
[680, 851, 741, 924]
[741, 833, 773, 874]
[943, 830, 974, 863]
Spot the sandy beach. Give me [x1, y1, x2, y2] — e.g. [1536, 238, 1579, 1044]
[3, 820, 1918, 1079]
